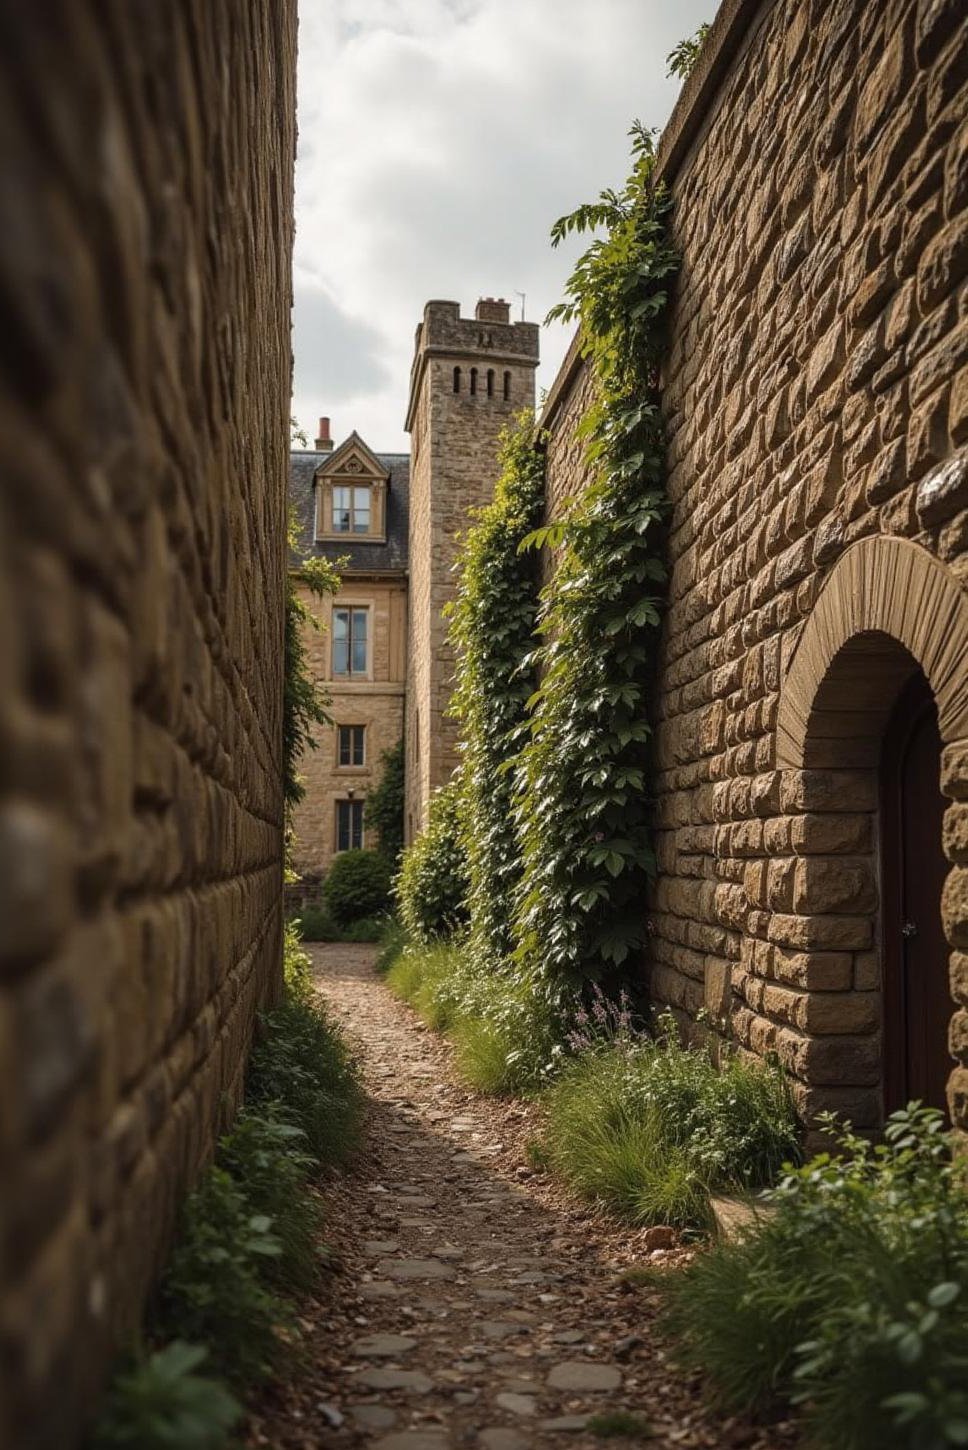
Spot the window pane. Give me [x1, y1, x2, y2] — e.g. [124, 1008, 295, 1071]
[333, 609, 348, 638]
[350, 800, 363, 849]
[352, 487, 371, 533]
[338, 726, 350, 765]
[333, 487, 352, 532]
[337, 801, 350, 851]
[333, 638, 349, 675]
[352, 726, 365, 765]
[352, 635, 367, 674]
[352, 608, 368, 641]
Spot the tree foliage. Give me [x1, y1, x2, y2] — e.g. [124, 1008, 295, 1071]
[512, 123, 678, 995]
[364, 739, 405, 864]
[447, 412, 545, 974]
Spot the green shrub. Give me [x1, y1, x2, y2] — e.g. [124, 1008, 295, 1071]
[294, 902, 339, 941]
[541, 1009, 798, 1228]
[396, 778, 469, 942]
[89, 1342, 240, 1450]
[158, 1168, 288, 1386]
[340, 915, 385, 942]
[323, 848, 392, 925]
[662, 1105, 968, 1449]
[217, 1107, 321, 1291]
[364, 740, 405, 864]
[248, 993, 362, 1166]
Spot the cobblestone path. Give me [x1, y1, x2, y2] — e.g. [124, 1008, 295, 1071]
[247, 945, 795, 1450]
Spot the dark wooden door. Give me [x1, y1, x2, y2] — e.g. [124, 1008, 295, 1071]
[881, 675, 951, 1119]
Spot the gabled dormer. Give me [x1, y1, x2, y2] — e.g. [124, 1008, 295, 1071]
[314, 431, 390, 543]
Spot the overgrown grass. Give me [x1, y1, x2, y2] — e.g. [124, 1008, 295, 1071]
[541, 1015, 798, 1229]
[89, 927, 362, 1447]
[661, 1106, 968, 1450]
[384, 937, 564, 1094]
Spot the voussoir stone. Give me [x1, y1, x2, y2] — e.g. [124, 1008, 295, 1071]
[356, 1368, 435, 1394]
[351, 1333, 418, 1357]
[547, 1361, 622, 1391]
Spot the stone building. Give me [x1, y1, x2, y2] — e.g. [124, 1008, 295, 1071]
[542, 0, 968, 1136]
[288, 422, 410, 881]
[288, 299, 539, 877]
[0, 3, 296, 1445]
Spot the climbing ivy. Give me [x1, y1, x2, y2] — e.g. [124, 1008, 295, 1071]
[283, 517, 341, 810]
[512, 123, 678, 995]
[364, 739, 405, 864]
[447, 412, 545, 974]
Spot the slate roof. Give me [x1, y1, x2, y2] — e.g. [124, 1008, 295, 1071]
[289, 448, 410, 573]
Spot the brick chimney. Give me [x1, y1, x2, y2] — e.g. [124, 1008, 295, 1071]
[475, 297, 511, 324]
[315, 416, 333, 452]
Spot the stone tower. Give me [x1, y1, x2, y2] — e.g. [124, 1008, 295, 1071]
[403, 298, 540, 840]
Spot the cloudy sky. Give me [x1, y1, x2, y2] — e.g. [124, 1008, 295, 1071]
[292, 0, 716, 452]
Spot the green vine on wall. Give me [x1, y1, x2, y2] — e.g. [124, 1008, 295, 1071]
[512, 123, 679, 995]
[283, 518, 342, 811]
[447, 411, 546, 974]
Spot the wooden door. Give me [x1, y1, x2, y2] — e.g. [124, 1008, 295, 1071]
[881, 674, 951, 1119]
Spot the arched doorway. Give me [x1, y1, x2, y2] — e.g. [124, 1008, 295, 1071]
[880, 673, 951, 1117]
[774, 537, 968, 1133]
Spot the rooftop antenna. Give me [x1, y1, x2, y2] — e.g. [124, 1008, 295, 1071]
[514, 290, 526, 322]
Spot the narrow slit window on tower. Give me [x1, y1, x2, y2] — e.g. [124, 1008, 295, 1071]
[453, 366, 461, 393]
[486, 369, 494, 397]
[503, 370, 511, 401]
[470, 367, 478, 396]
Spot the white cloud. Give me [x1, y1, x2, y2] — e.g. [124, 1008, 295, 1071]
[293, 0, 717, 450]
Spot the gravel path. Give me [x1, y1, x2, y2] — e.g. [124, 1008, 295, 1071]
[246, 944, 797, 1450]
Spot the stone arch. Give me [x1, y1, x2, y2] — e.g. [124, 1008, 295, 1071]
[774, 535, 968, 1132]
[777, 536, 968, 768]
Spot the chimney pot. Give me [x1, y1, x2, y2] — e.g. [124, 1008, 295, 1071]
[475, 297, 510, 324]
[315, 415, 334, 452]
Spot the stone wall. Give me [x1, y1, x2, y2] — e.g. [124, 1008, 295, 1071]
[0, 4, 296, 1444]
[542, 0, 968, 1134]
[404, 301, 539, 839]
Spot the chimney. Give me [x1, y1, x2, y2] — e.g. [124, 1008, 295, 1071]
[475, 297, 510, 324]
[315, 416, 333, 452]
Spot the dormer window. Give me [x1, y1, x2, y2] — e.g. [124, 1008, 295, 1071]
[333, 484, 371, 534]
[314, 432, 389, 543]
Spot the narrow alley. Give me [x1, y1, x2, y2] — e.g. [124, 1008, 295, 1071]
[248, 947, 798, 1450]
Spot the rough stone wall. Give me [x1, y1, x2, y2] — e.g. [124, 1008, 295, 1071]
[291, 579, 407, 880]
[404, 303, 539, 838]
[542, 0, 968, 1134]
[0, 4, 296, 1444]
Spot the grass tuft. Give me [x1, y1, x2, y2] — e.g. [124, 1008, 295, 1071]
[586, 1410, 654, 1440]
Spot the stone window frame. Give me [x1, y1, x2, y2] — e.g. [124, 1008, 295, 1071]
[772, 535, 968, 1132]
[331, 603, 372, 681]
[335, 796, 364, 852]
[316, 474, 387, 543]
[336, 723, 366, 770]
